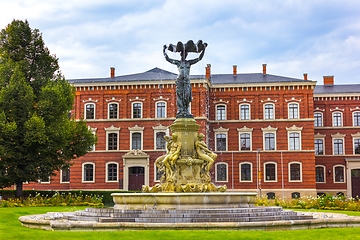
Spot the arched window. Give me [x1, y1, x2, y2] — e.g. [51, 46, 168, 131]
[240, 162, 252, 182]
[264, 103, 274, 120]
[240, 104, 250, 120]
[334, 165, 345, 183]
[215, 163, 228, 182]
[131, 132, 142, 150]
[314, 112, 323, 127]
[315, 165, 325, 183]
[85, 103, 95, 119]
[82, 163, 95, 182]
[264, 162, 277, 182]
[108, 103, 118, 119]
[156, 101, 166, 118]
[132, 102, 142, 118]
[332, 112, 342, 127]
[289, 162, 302, 181]
[106, 163, 118, 182]
[288, 103, 299, 119]
[216, 105, 226, 120]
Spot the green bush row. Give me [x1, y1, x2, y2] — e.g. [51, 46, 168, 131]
[255, 194, 360, 211]
[0, 190, 139, 207]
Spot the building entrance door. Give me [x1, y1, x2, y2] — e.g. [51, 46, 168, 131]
[351, 169, 360, 198]
[128, 166, 144, 191]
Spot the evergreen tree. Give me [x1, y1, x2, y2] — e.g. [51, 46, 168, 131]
[0, 20, 96, 197]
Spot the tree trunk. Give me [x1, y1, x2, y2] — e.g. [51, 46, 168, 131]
[16, 182, 23, 198]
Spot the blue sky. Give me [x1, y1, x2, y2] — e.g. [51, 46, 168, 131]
[1, 0, 359, 84]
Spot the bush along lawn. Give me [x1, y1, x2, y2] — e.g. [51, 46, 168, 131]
[0, 191, 104, 207]
[255, 194, 360, 211]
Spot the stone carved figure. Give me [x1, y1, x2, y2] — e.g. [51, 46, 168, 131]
[162, 133, 181, 180]
[163, 40, 207, 118]
[195, 133, 217, 175]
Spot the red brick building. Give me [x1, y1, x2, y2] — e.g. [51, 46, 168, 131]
[313, 76, 360, 198]
[22, 64, 360, 198]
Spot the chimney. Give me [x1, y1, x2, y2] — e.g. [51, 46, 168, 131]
[262, 64, 267, 75]
[205, 64, 211, 80]
[303, 73, 308, 80]
[323, 76, 334, 85]
[110, 67, 115, 78]
[233, 65, 237, 76]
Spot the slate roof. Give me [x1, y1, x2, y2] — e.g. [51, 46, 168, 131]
[314, 84, 360, 94]
[68, 67, 312, 85]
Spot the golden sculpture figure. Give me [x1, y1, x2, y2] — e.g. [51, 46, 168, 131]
[195, 133, 217, 174]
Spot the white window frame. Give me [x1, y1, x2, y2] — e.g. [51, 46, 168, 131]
[155, 101, 167, 119]
[239, 104, 251, 120]
[215, 162, 228, 182]
[353, 111, 360, 126]
[314, 112, 323, 127]
[214, 127, 229, 152]
[216, 104, 227, 121]
[262, 126, 278, 151]
[106, 162, 119, 183]
[153, 125, 169, 150]
[264, 162, 277, 182]
[239, 162, 253, 182]
[82, 162, 95, 183]
[84, 103, 96, 120]
[108, 102, 119, 119]
[352, 133, 360, 154]
[263, 103, 275, 120]
[105, 125, 121, 151]
[332, 112, 343, 127]
[288, 102, 299, 119]
[60, 168, 70, 183]
[129, 125, 144, 150]
[286, 125, 303, 151]
[315, 133, 326, 155]
[333, 165, 345, 183]
[237, 126, 253, 151]
[288, 162, 302, 182]
[315, 165, 326, 183]
[331, 133, 345, 155]
[132, 102, 143, 119]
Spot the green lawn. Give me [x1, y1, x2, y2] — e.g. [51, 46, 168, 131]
[1, 207, 360, 240]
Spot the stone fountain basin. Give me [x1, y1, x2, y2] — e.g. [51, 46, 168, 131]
[111, 192, 257, 210]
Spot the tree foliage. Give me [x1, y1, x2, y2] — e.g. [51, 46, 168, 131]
[0, 20, 96, 196]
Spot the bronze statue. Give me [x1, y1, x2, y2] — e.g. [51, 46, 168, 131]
[163, 40, 207, 118]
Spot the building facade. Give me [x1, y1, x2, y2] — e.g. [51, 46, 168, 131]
[22, 64, 360, 198]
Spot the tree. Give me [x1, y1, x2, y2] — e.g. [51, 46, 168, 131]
[0, 20, 96, 197]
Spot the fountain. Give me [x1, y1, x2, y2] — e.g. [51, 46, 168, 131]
[112, 40, 256, 210]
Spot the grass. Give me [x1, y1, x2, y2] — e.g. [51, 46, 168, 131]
[1, 206, 360, 240]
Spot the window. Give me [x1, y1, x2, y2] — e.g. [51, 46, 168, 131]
[107, 133, 118, 150]
[314, 112, 323, 127]
[240, 104, 250, 120]
[216, 105, 226, 120]
[354, 138, 360, 154]
[264, 162, 276, 181]
[316, 166, 325, 183]
[334, 165, 345, 183]
[288, 103, 299, 119]
[216, 133, 227, 151]
[216, 163, 228, 182]
[85, 103, 95, 119]
[332, 112, 342, 127]
[354, 112, 360, 126]
[156, 132, 166, 150]
[264, 104, 274, 120]
[292, 192, 300, 199]
[83, 163, 94, 182]
[240, 163, 252, 182]
[333, 139, 343, 155]
[156, 102, 166, 118]
[239, 133, 251, 151]
[264, 133, 275, 150]
[315, 139, 324, 155]
[61, 168, 70, 183]
[132, 102, 142, 118]
[289, 132, 300, 150]
[289, 162, 301, 181]
[131, 132, 142, 150]
[106, 163, 118, 182]
[108, 103, 118, 119]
